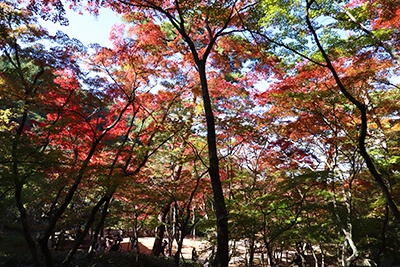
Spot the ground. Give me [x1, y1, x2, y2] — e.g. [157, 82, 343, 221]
[128, 237, 210, 261]
[125, 237, 271, 266]
[0, 230, 337, 267]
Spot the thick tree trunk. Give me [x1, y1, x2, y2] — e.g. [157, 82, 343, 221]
[174, 238, 184, 267]
[151, 202, 171, 256]
[197, 63, 229, 267]
[249, 237, 255, 267]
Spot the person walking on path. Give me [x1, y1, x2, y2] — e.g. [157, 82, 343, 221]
[161, 240, 168, 256]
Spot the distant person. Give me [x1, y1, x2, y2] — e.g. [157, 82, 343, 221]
[161, 240, 168, 256]
[76, 228, 83, 240]
[107, 228, 113, 239]
[115, 233, 123, 244]
[100, 236, 107, 251]
[132, 240, 139, 254]
[106, 239, 112, 251]
[191, 247, 198, 261]
[110, 241, 121, 252]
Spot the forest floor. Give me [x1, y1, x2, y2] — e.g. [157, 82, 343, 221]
[0, 230, 303, 266]
[129, 236, 210, 260]
[47, 235, 271, 266]
[130, 237, 288, 266]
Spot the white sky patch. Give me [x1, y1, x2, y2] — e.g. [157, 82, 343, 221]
[39, 6, 122, 48]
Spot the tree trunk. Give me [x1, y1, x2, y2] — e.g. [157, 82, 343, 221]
[305, 3, 400, 222]
[342, 228, 358, 267]
[265, 243, 273, 266]
[375, 205, 389, 263]
[174, 238, 184, 267]
[151, 202, 171, 256]
[311, 247, 318, 267]
[249, 237, 255, 267]
[88, 195, 112, 254]
[197, 62, 229, 267]
[61, 195, 109, 267]
[12, 98, 42, 266]
[15, 182, 42, 267]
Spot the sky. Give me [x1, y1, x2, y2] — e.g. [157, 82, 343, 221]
[39, 6, 122, 48]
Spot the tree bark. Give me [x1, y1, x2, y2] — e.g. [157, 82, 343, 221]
[15, 182, 42, 267]
[249, 237, 255, 267]
[151, 202, 171, 256]
[197, 63, 229, 267]
[88, 195, 112, 254]
[305, 0, 400, 222]
[61, 195, 110, 267]
[10, 65, 43, 267]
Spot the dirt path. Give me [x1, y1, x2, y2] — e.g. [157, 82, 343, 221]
[122, 237, 210, 261]
[64, 235, 257, 266]
[129, 238, 250, 266]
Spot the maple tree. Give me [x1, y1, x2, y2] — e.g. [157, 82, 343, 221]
[94, 1, 275, 266]
[249, 0, 400, 225]
[254, 36, 400, 263]
[60, 18, 200, 265]
[0, 2, 181, 266]
[0, 2, 86, 265]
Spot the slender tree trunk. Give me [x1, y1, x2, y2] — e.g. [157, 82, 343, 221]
[375, 205, 389, 262]
[15, 182, 42, 267]
[305, 1, 400, 222]
[37, 98, 133, 267]
[265, 243, 273, 266]
[62, 195, 110, 267]
[321, 251, 325, 267]
[130, 212, 140, 253]
[342, 228, 358, 267]
[311, 247, 318, 267]
[341, 239, 347, 267]
[88, 195, 112, 254]
[11, 96, 42, 266]
[333, 0, 400, 65]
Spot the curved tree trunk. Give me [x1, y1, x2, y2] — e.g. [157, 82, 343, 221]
[304, 1, 400, 223]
